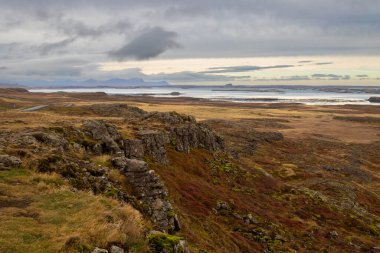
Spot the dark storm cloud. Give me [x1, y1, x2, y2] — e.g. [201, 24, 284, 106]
[108, 27, 180, 60]
[203, 65, 294, 74]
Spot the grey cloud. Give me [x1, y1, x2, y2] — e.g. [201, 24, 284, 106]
[0, 66, 7, 70]
[7, 58, 87, 78]
[149, 71, 249, 83]
[0, 0, 379, 83]
[254, 76, 311, 81]
[38, 38, 76, 55]
[312, 74, 350, 80]
[54, 18, 130, 38]
[109, 27, 180, 60]
[356, 74, 368, 78]
[203, 65, 294, 74]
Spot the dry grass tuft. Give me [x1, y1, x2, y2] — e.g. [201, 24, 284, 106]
[0, 169, 148, 253]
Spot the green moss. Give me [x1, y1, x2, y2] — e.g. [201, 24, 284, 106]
[170, 138, 177, 147]
[104, 186, 119, 198]
[148, 232, 183, 253]
[208, 157, 236, 174]
[368, 224, 380, 237]
[167, 210, 176, 218]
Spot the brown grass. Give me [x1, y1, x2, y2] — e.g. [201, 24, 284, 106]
[0, 169, 148, 253]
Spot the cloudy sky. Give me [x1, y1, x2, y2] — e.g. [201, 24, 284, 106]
[1, 0, 380, 86]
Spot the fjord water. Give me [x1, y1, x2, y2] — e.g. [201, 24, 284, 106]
[30, 86, 379, 105]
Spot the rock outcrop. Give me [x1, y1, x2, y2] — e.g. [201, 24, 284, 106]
[123, 139, 144, 159]
[145, 111, 196, 125]
[83, 121, 122, 154]
[170, 123, 224, 152]
[112, 157, 180, 233]
[0, 154, 22, 170]
[136, 130, 170, 164]
[88, 103, 147, 118]
[31, 131, 69, 150]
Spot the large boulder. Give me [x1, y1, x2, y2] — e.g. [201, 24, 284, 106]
[31, 131, 69, 150]
[0, 155, 22, 170]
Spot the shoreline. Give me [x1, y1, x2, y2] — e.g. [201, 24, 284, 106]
[27, 88, 379, 106]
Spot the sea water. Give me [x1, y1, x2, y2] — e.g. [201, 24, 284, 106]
[29, 86, 380, 105]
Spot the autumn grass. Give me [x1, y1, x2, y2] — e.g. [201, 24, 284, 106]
[0, 168, 148, 253]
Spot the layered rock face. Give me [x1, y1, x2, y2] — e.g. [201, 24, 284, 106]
[83, 120, 123, 154]
[123, 139, 144, 159]
[137, 130, 170, 164]
[112, 157, 180, 233]
[169, 123, 224, 152]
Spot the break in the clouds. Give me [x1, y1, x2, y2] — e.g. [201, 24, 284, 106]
[109, 27, 180, 61]
[0, 0, 380, 85]
[203, 65, 294, 74]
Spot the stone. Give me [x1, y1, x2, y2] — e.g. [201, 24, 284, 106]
[0, 154, 22, 170]
[113, 157, 178, 233]
[123, 139, 144, 159]
[110, 245, 124, 253]
[169, 123, 224, 153]
[145, 111, 196, 124]
[83, 121, 122, 154]
[137, 130, 170, 164]
[174, 239, 190, 253]
[88, 103, 147, 118]
[92, 247, 108, 253]
[31, 132, 69, 149]
[329, 230, 339, 239]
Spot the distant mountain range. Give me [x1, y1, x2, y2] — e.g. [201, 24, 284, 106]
[0, 78, 171, 88]
[76, 78, 170, 88]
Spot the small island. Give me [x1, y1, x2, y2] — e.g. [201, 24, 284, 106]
[369, 97, 380, 103]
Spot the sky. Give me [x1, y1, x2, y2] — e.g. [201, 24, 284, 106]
[1, 0, 380, 86]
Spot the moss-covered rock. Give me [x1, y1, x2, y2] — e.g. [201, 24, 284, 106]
[148, 232, 189, 253]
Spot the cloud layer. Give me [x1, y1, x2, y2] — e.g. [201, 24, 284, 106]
[0, 0, 379, 84]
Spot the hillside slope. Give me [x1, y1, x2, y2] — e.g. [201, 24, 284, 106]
[0, 89, 380, 252]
